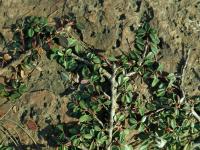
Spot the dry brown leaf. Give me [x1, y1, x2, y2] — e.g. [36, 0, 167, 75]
[20, 69, 26, 78]
[26, 119, 38, 131]
[3, 53, 12, 61]
[81, 79, 89, 84]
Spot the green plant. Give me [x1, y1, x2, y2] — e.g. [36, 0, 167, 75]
[0, 16, 200, 150]
[47, 22, 200, 149]
[0, 80, 27, 101]
[0, 144, 14, 150]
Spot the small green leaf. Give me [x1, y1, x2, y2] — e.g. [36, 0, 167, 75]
[167, 73, 176, 87]
[97, 135, 107, 144]
[0, 83, 5, 91]
[63, 60, 67, 68]
[150, 31, 160, 44]
[34, 26, 40, 33]
[94, 125, 101, 131]
[18, 84, 27, 94]
[67, 38, 77, 47]
[139, 107, 145, 116]
[51, 48, 59, 53]
[56, 124, 64, 131]
[121, 145, 133, 150]
[144, 59, 154, 67]
[83, 134, 93, 139]
[90, 75, 99, 82]
[143, 23, 150, 32]
[112, 145, 120, 150]
[0, 90, 9, 97]
[10, 92, 21, 101]
[118, 75, 124, 85]
[93, 56, 101, 64]
[141, 116, 147, 123]
[57, 51, 64, 56]
[28, 28, 34, 37]
[82, 66, 90, 77]
[145, 52, 154, 60]
[151, 43, 158, 54]
[75, 44, 83, 53]
[136, 28, 146, 37]
[60, 72, 69, 81]
[170, 119, 176, 129]
[136, 43, 145, 51]
[118, 114, 126, 122]
[156, 89, 166, 97]
[123, 76, 130, 83]
[125, 92, 133, 103]
[72, 138, 80, 146]
[104, 101, 111, 105]
[136, 38, 144, 46]
[139, 141, 149, 150]
[89, 141, 95, 150]
[138, 123, 145, 132]
[157, 63, 164, 72]
[76, 22, 85, 30]
[108, 56, 118, 62]
[151, 75, 159, 87]
[156, 137, 167, 148]
[65, 48, 72, 55]
[129, 118, 137, 126]
[79, 115, 92, 122]
[79, 100, 87, 109]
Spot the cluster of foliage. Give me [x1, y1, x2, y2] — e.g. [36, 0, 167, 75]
[47, 21, 200, 149]
[0, 80, 27, 101]
[0, 144, 14, 150]
[0, 15, 200, 150]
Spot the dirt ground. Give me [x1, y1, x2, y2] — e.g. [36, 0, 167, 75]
[0, 0, 199, 149]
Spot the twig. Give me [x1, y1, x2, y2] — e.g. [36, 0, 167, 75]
[88, 109, 104, 128]
[191, 106, 200, 122]
[181, 49, 191, 86]
[148, 108, 165, 117]
[0, 105, 13, 120]
[4, 119, 39, 149]
[71, 53, 92, 66]
[179, 49, 191, 104]
[103, 91, 111, 99]
[179, 88, 186, 104]
[107, 64, 118, 150]
[126, 71, 137, 77]
[94, 115, 104, 128]
[126, 38, 132, 51]
[138, 40, 149, 66]
[0, 125, 19, 148]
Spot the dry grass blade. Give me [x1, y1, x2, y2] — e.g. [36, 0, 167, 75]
[3, 119, 39, 149]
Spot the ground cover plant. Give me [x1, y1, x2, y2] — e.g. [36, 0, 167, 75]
[0, 14, 200, 150]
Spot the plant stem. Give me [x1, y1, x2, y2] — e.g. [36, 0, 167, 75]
[0, 125, 19, 148]
[0, 105, 13, 120]
[191, 107, 200, 122]
[179, 49, 191, 104]
[107, 64, 118, 150]
[126, 71, 136, 77]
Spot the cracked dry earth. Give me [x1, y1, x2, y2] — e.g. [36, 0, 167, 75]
[0, 0, 200, 149]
